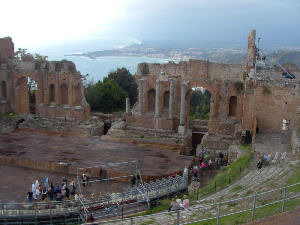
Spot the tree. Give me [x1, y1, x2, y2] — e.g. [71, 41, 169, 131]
[190, 89, 211, 120]
[85, 79, 127, 113]
[106, 68, 138, 105]
[14, 48, 28, 59]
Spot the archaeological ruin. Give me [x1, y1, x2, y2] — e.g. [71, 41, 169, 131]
[0, 37, 90, 121]
[116, 30, 300, 155]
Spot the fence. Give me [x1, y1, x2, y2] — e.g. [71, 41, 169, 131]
[0, 173, 188, 224]
[90, 182, 300, 225]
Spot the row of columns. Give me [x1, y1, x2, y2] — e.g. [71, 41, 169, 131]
[137, 78, 188, 133]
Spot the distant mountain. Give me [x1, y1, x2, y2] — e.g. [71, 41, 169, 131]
[67, 43, 300, 68]
[267, 51, 300, 67]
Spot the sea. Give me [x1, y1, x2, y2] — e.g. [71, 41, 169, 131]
[29, 39, 171, 82]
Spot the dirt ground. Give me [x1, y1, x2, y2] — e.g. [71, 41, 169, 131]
[0, 164, 130, 202]
[0, 129, 192, 175]
[0, 129, 193, 203]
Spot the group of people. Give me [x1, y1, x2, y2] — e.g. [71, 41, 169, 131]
[27, 177, 77, 203]
[257, 154, 270, 169]
[168, 195, 189, 211]
[191, 149, 228, 179]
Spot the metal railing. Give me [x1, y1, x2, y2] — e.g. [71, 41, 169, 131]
[89, 182, 300, 225]
[0, 173, 188, 224]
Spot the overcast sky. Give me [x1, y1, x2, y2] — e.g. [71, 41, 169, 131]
[1, 0, 300, 49]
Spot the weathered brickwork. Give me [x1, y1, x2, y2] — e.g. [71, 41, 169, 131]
[0, 38, 90, 120]
[126, 30, 300, 154]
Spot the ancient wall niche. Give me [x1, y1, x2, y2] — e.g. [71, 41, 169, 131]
[0, 81, 7, 100]
[147, 89, 155, 112]
[228, 96, 237, 117]
[49, 84, 55, 103]
[163, 91, 170, 110]
[60, 83, 68, 105]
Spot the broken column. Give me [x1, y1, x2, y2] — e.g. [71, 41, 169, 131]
[155, 79, 160, 117]
[168, 79, 175, 119]
[126, 98, 130, 114]
[178, 81, 188, 134]
[138, 79, 144, 116]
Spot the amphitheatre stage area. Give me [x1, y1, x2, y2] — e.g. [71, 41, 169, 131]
[0, 128, 193, 202]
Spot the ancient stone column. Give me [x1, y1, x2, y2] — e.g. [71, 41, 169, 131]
[155, 80, 160, 117]
[178, 81, 188, 134]
[168, 79, 175, 119]
[138, 79, 144, 115]
[126, 98, 130, 114]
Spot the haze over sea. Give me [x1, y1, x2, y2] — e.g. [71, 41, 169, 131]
[29, 39, 169, 82]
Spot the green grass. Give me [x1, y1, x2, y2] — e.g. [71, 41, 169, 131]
[286, 161, 300, 192]
[132, 144, 253, 217]
[190, 144, 253, 201]
[189, 198, 300, 225]
[0, 112, 19, 121]
[231, 185, 243, 193]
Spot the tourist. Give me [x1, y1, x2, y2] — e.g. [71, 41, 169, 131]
[131, 175, 137, 187]
[99, 168, 103, 180]
[175, 195, 183, 209]
[56, 185, 61, 194]
[48, 187, 54, 200]
[168, 198, 180, 211]
[183, 195, 189, 210]
[44, 177, 49, 189]
[32, 183, 36, 199]
[27, 191, 33, 203]
[62, 177, 68, 186]
[200, 145, 206, 156]
[193, 165, 199, 178]
[86, 170, 90, 186]
[208, 159, 213, 170]
[82, 172, 87, 187]
[200, 161, 206, 170]
[219, 152, 224, 165]
[257, 158, 263, 169]
[65, 186, 70, 199]
[41, 188, 48, 201]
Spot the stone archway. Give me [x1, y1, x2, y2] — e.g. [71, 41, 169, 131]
[15, 76, 39, 114]
[0, 81, 7, 100]
[60, 83, 68, 105]
[163, 91, 170, 110]
[228, 96, 237, 117]
[147, 89, 155, 112]
[49, 84, 55, 103]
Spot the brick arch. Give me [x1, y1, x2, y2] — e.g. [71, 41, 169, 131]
[228, 96, 237, 117]
[49, 84, 55, 103]
[0, 81, 7, 100]
[14, 75, 40, 114]
[73, 84, 82, 104]
[60, 83, 68, 105]
[147, 89, 155, 112]
[163, 91, 170, 110]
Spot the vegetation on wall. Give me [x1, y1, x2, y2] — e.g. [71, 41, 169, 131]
[234, 81, 244, 92]
[190, 89, 211, 120]
[263, 86, 271, 96]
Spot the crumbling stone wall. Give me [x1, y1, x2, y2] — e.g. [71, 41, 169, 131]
[126, 30, 300, 155]
[0, 37, 90, 120]
[0, 37, 14, 62]
[242, 79, 300, 132]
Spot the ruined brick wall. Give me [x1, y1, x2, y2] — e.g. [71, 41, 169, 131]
[0, 37, 14, 61]
[128, 58, 245, 137]
[0, 37, 90, 120]
[242, 80, 300, 132]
